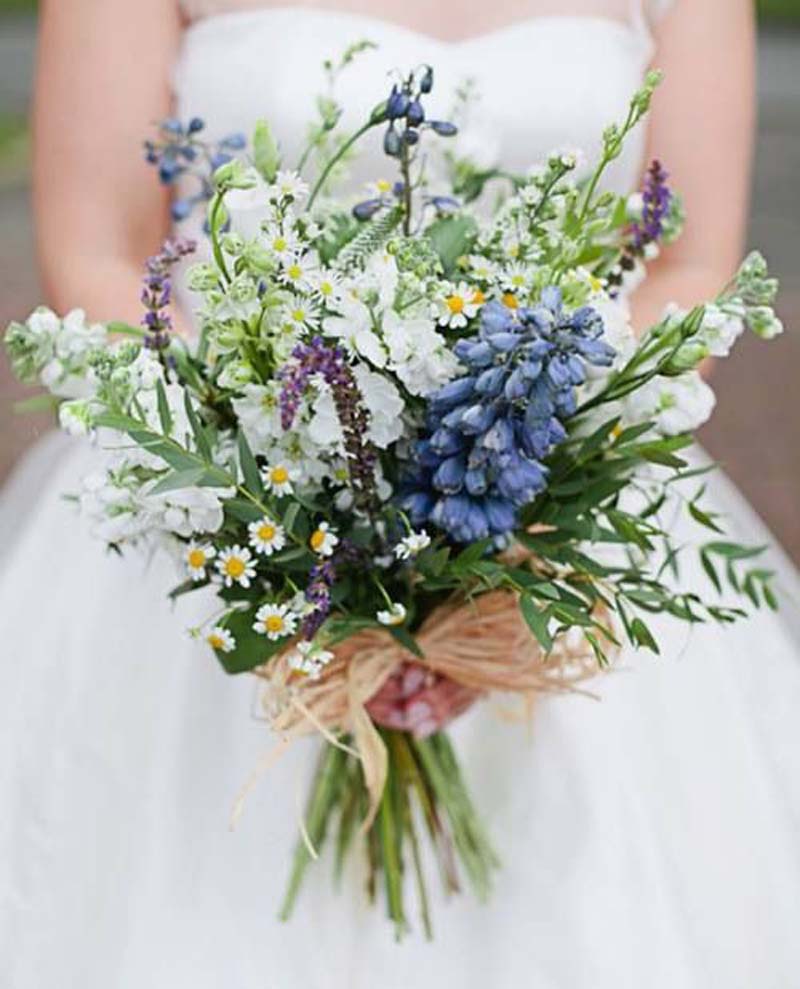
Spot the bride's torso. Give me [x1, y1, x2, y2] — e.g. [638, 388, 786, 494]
[172, 0, 667, 198]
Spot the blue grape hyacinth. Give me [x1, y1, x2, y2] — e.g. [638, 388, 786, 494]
[401, 289, 615, 543]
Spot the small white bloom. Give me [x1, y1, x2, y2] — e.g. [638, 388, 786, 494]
[623, 371, 716, 437]
[353, 365, 406, 447]
[309, 521, 338, 557]
[435, 282, 481, 329]
[185, 542, 216, 580]
[394, 531, 431, 560]
[272, 170, 309, 203]
[264, 225, 300, 261]
[59, 400, 94, 436]
[287, 640, 335, 680]
[205, 625, 236, 653]
[248, 516, 286, 556]
[500, 264, 532, 295]
[377, 602, 407, 626]
[282, 295, 321, 332]
[253, 602, 298, 641]
[216, 545, 257, 588]
[312, 270, 345, 307]
[323, 297, 387, 368]
[280, 252, 319, 292]
[261, 462, 297, 497]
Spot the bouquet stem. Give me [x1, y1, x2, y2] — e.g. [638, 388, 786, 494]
[279, 728, 498, 938]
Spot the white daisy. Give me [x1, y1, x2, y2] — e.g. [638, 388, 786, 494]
[206, 625, 236, 653]
[216, 545, 257, 588]
[261, 463, 298, 497]
[248, 516, 286, 556]
[394, 531, 431, 561]
[272, 170, 309, 203]
[312, 270, 345, 307]
[264, 225, 300, 262]
[435, 282, 481, 329]
[282, 295, 321, 332]
[287, 640, 335, 680]
[184, 542, 216, 580]
[253, 602, 298, 641]
[501, 264, 532, 295]
[309, 521, 339, 557]
[365, 178, 395, 198]
[280, 253, 318, 292]
[377, 602, 407, 626]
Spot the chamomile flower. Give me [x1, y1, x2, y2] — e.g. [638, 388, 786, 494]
[501, 264, 532, 295]
[185, 542, 216, 580]
[248, 516, 286, 556]
[312, 270, 345, 306]
[309, 521, 339, 557]
[261, 463, 297, 497]
[282, 295, 321, 332]
[272, 170, 309, 203]
[216, 545, 257, 588]
[394, 530, 431, 560]
[377, 602, 407, 626]
[253, 602, 298, 641]
[206, 625, 236, 653]
[468, 255, 498, 283]
[435, 282, 481, 329]
[287, 640, 335, 680]
[280, 253, 318, 292]
[264, 226, 299, 262]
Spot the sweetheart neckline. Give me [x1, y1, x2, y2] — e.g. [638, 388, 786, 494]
[182, 4, 652, 53]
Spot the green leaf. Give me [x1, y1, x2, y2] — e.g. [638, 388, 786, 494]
[184, 390, 213, 462]
[630, 617, 660, 654]
[106, 320, 145, 337]
[224, 497, 264, 524]
[237, 429, 262, 495]
[425, 214, 478, 273]
[519, 595, 553, 652]
[148, 466, 230, 495]
[388, 625, 424, 659]
[155, 378, 174, 436]
[253, 119, 280, 183]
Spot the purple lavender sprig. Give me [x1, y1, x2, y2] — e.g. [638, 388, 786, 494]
[279, 337, 378, 512]
[630, 159, 672, 252]
[300, 559, 336, 640]
[141, 237, 196, 352]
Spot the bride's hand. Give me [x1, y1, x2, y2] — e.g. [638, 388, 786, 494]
[366, 662, 480, 738]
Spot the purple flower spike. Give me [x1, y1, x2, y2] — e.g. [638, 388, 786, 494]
[140, 237, 196, 351]
[279, 337, 378, 512]
[631, 159, 671, 251]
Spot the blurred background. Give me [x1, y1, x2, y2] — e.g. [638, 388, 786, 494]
[1, 1, 798, 560]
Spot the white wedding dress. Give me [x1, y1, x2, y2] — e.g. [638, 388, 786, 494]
[2, 3, 800, 986]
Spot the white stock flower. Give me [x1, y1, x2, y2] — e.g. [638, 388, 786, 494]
[383, 311, 461, 397]
[354, 365, 405, 447]
[323, 297, 387, 368]
[623, 371, 716, 437]
[59, 400, 94, 436]
[232, 383, 284, 454]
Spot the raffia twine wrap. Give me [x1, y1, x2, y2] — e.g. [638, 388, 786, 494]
[247, 589, 614, 830]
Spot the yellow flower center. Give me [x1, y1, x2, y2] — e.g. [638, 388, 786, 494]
[265, 615, 285, 634]
[257, 523, 276, 542]
[376, 179, 392, 193]
[207, 633, 224, 649]
[273, 237, 287, 252]
[511, 274, 525, 287]
[588, 274, 604, 293]
[224, 557, 246, 579]
[291, 309, 305, 323]
[508, 244, 520, 259]
[310, 529, 326, 551]
[271, 466, 289, 485]
[319, 281, 333, 296]
[472, 289, 486, 305]
[446, 295, 465, 315]
[502, 292, 519, 309]
[287, 264, 302, 281]
[187, 549, 206, 569]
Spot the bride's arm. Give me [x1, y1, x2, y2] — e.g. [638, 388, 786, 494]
[631, 0, 756, 330]
[33, 0, 182, 324]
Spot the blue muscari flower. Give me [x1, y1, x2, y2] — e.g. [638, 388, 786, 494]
[400, 290, 615, 543]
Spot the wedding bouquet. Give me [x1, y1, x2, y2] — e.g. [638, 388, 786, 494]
[5, 56, 784, 939]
